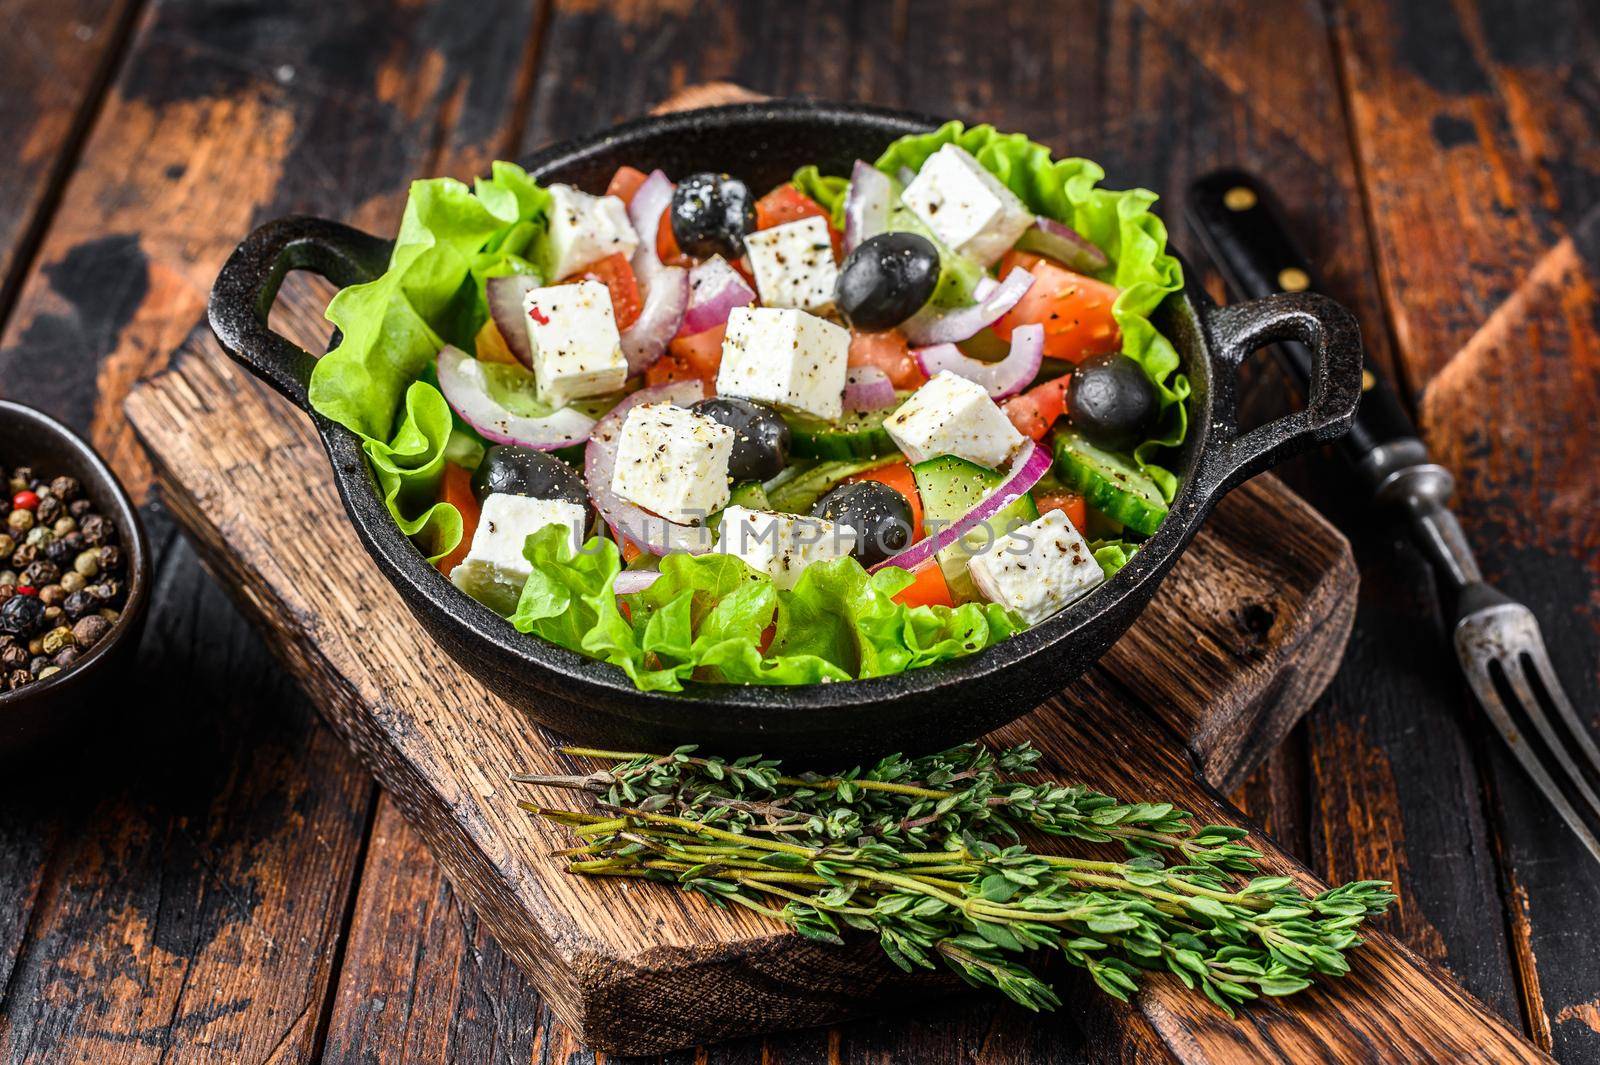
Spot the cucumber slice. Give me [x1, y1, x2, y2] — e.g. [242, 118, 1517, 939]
[765, 457, 891, 514]
[911, 455, 1040, 603]
[709, 481, 771, 532]
[1050, 429, 1168, 536]
[784, 402, 903, 460]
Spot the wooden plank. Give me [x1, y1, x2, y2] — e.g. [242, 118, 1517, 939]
[0, 0, 138, 309]
[0, 0, 544, 1060]
[124, 336, 1537, 1059]
[1329, 0, 1600, 1058]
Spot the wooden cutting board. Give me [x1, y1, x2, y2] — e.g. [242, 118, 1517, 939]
[120, 325, 1536, 1060]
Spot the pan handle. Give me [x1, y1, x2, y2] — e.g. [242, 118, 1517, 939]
[207, 216, 393, 412]
[1193, 291, 1364, 498]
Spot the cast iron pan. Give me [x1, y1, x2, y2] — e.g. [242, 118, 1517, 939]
[207, 101, 1363, 765]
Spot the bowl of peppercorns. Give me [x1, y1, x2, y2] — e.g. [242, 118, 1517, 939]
[0, 400, 149, 755]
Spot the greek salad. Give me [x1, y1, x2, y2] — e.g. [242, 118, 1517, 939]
[308, 122, 1188, 691]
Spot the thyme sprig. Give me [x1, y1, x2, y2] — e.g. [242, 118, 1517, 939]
[516, 743, 1394, 1015]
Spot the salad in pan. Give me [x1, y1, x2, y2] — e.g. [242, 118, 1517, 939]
[308, 123, 1188, 691]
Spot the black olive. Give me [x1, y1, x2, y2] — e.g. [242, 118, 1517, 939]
[835, 232, 940, 331]
[1065, 353, 1160, 451]
[670, 172, 757, 259]
[690, 398, 789, 482]
[811, 481, 913, 567]
[471, 446, 590, 514]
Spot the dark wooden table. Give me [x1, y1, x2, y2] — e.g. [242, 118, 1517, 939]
[0, 1, 1595, 1061]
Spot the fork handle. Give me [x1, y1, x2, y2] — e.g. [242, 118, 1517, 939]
[1186, 169, 1484, 593]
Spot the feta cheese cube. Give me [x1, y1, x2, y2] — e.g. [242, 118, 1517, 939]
[714, 506, 857, 590]
[901, 144, 1035, 266]
[716, 306, 851, 420]
[967, 509, 1105, 624]
[742, 216, 840, 312]
[523, 280, 628, 407]
[884, 371, 1025, 469]
[450, 493, 589, 614]
[610, 403, 735, 523]
[544, 183, 638, 281]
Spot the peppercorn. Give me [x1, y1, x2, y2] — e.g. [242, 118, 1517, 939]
[51, 646, 79, 669]
[42, 606, 63, 625]
[36, 665, 59, 680]
[40, 626, 74, 655]
[99, 608, 119, 623]
[45, 538, 73, 565]
[68, 498, 91, 519]
[37, 585, 65, 607]
[8, 468, 31, 493]
[98, 545, 121, 572]
[80, 514, 113, 546]
[86, 579, 120, 602]
[0, 534, 13, 561]
[73, 550, 99, 578]
[0, 642, 25, 669]
[34, 495, 61, 524]
[25, 528, 52, 550]
[10, 543, 36, 567]
[7, 509, 33, 534]
[53, 516, 75, 536]
[26, 636, 43, 655]
[49, 476, 79, 502]
[72, 613, 111, 647]
[0, 594, 45, 635]
[11, 490, 38, 512]
[7, 668, 31, 690]
[22, 561, 58, 586]
[59, 571, 85, 594]
[62, 590, 94, 619]
[27, 655, 49, 675]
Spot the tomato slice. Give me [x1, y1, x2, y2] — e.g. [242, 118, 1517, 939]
[993, 250, 1121, 363]
[1034, 490, 1088, 532]
[645, 322, 727, 387]
[847, 329, 926, 391]
[571, 252, 642, 331]
[755, 185, 843, 260]
[435, 463, 480, 576]
[606, 165, 648, 206]
[846, 460, 924, 541]
[892, 558, 954, 609]
[656, 214, 693, 268]
[1002, 374, 1071, 439]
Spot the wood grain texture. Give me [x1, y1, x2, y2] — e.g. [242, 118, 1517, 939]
[122, 336, 1534, 1059]
[0, 0, 138, 310]
[1329, 0, 1600, 1058]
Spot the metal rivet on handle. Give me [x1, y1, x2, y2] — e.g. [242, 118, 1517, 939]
[1223, 186, 1257, 211]
[1278, 267, 1310, 292]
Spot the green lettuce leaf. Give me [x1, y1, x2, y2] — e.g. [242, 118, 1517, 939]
[308, 162, 553, 561]
[874, 123, 1190, 502]
[791, 165, 850, 229]
[506, 528, 1023, 691]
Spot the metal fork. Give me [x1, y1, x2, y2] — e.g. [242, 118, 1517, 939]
[1384, 449, 1600, 863]
[1187, 169, 1600, 864]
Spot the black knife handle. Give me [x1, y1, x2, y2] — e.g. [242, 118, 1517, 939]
[1186, 169, 1420, 487]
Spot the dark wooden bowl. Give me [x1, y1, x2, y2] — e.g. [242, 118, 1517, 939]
[206, 101, 1363, 765]
[0, 400, 151, 756]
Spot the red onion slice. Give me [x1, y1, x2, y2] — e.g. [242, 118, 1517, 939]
[1015, 217, 1110, 274]
[612, 569, 662, 595]
[584, 379, 715, 556]
[621, 265, 688, 374]
[681, 256, 755, 336]
[869, 440, 1051, 575]
[913, 323, 1045, 399]
[900, 267, 1034, 346]
[842, 365, 897, 411]
[436, 345, 596, 450]
[628, 170, 674, 283]
[485, 275, 541, 369]
[843, 160, 891, 255]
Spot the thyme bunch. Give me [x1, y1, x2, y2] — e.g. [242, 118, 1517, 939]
[517, 743, 1394, 1015]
